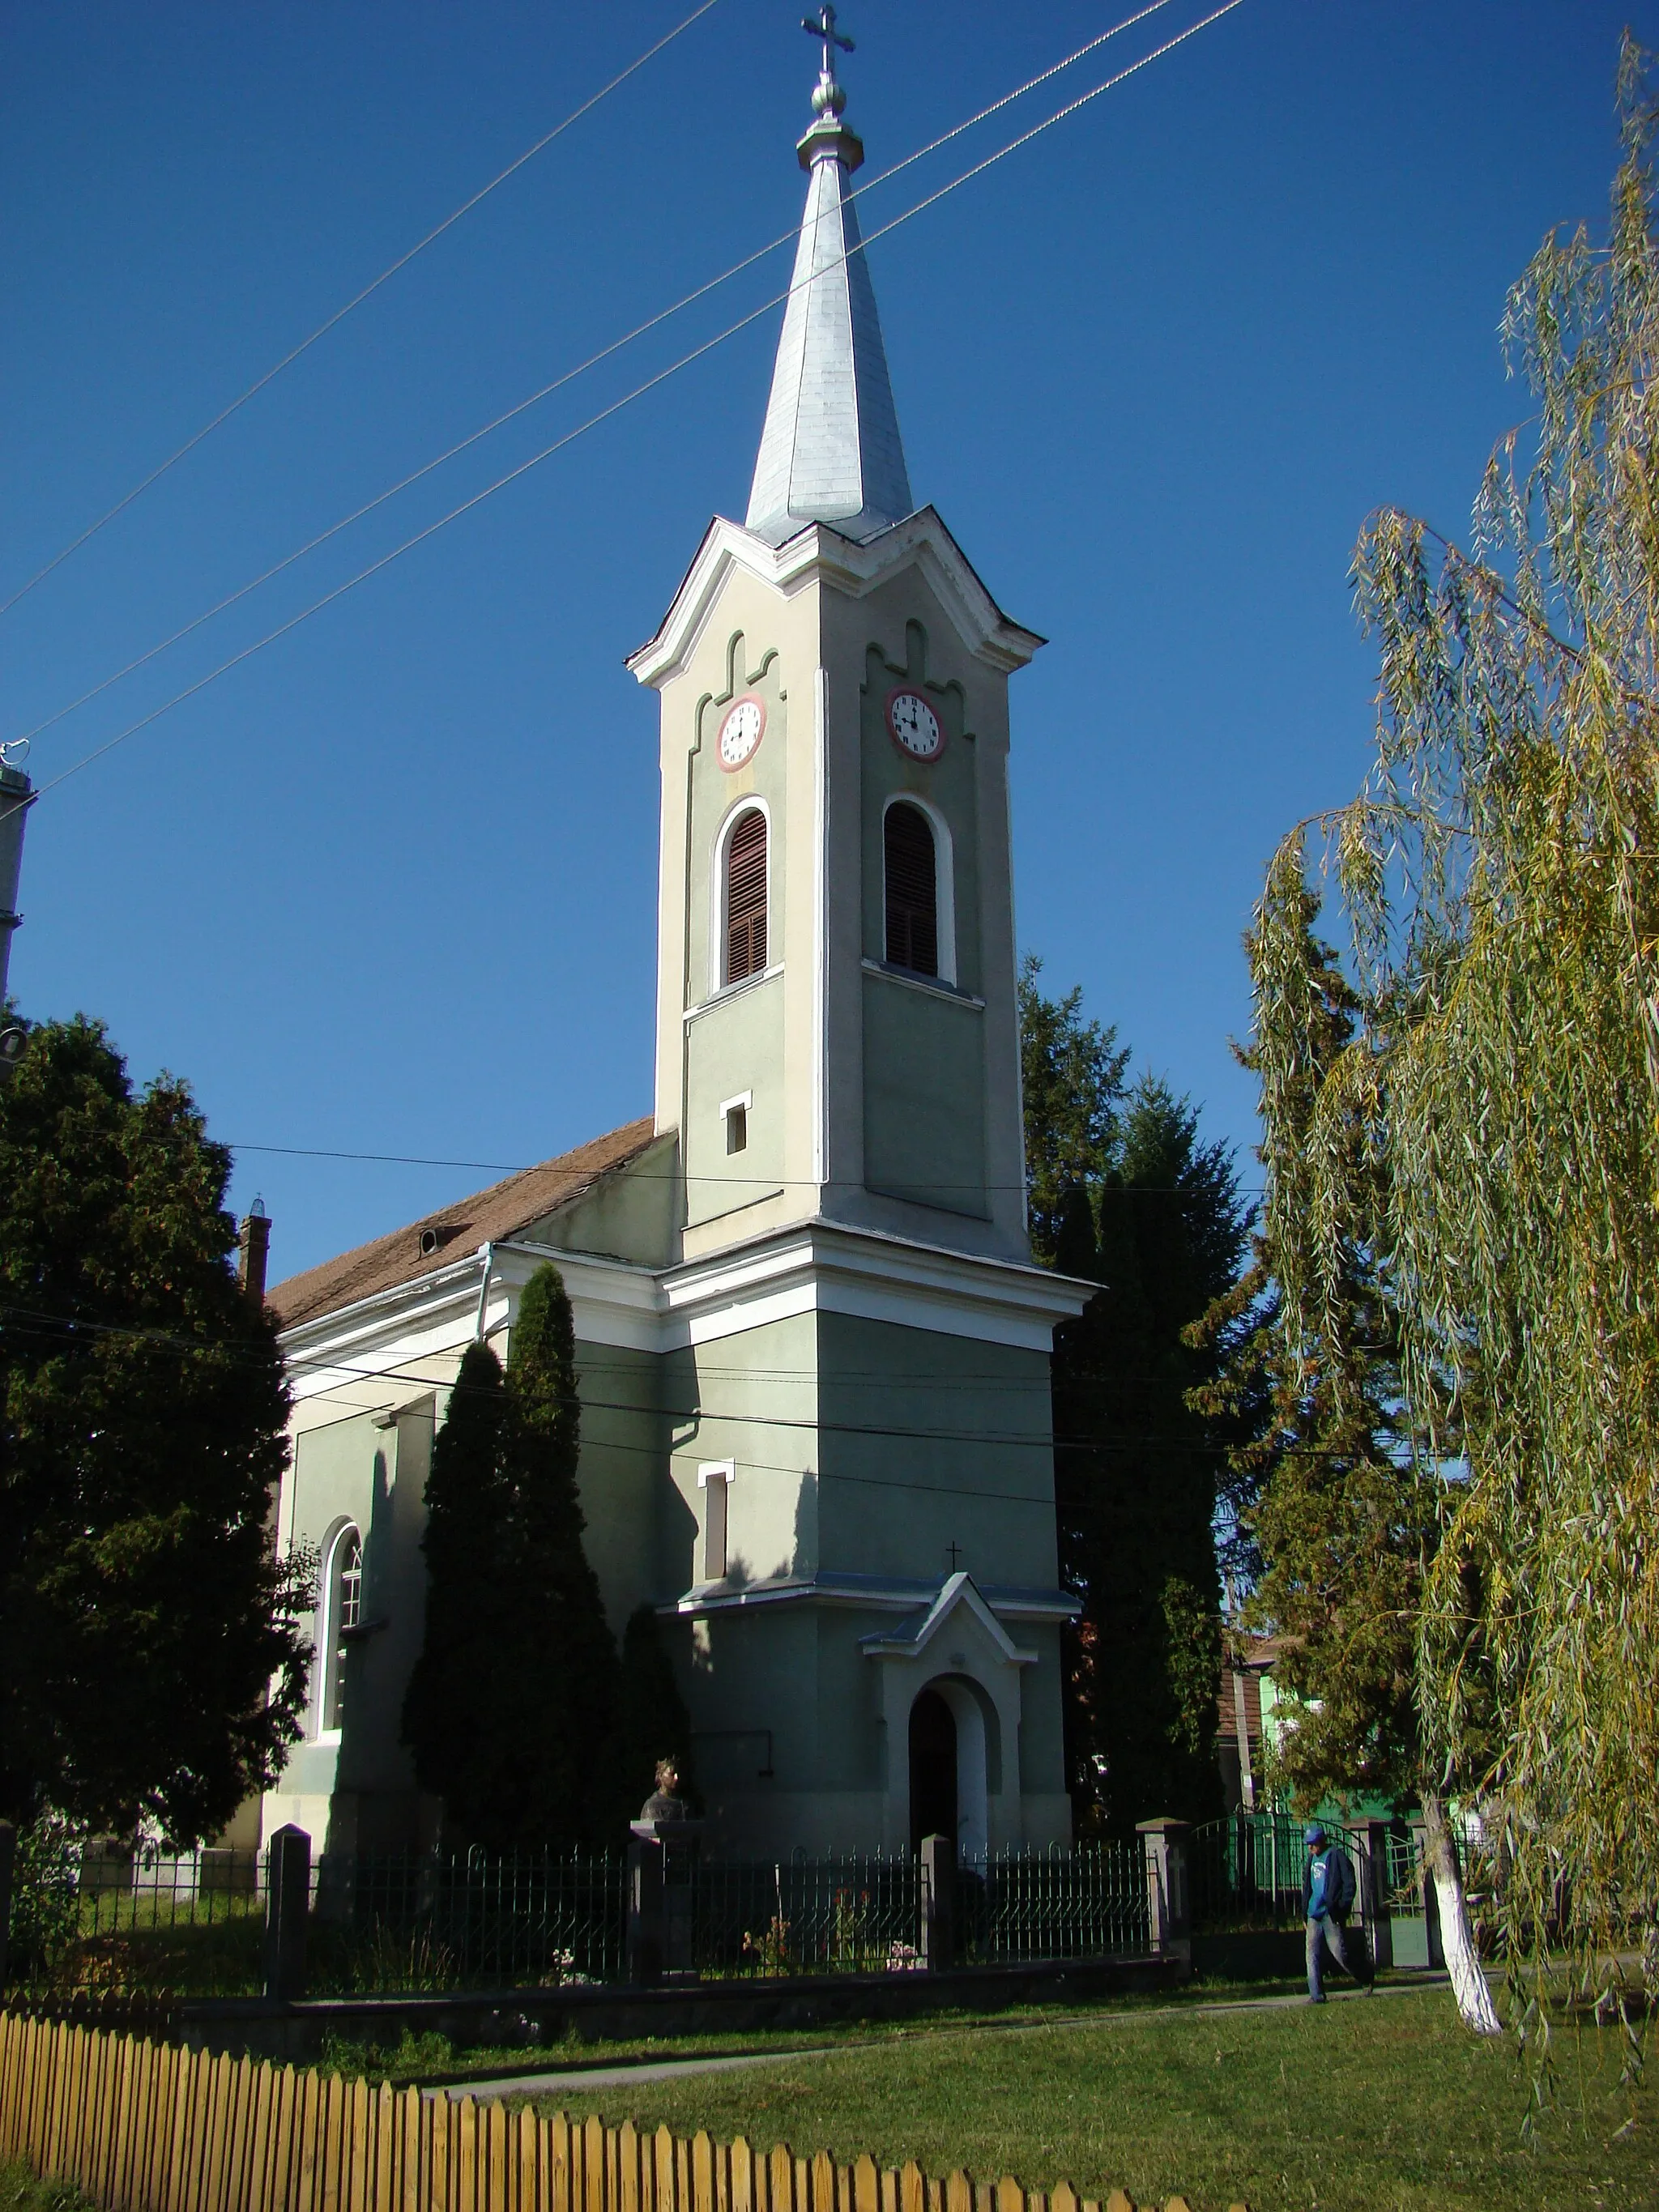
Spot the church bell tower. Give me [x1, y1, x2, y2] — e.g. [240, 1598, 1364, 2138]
[628, 10, 1045, 1272]
[626, 12, 1084, 1856]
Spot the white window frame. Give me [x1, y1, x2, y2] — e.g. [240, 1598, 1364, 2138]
[881, 793, 956, 984]
[710, 797, 774, 998]
[697, 1461, 735, 1583]
[315, 1519, 362, 1745]
[718, 1089, 753, 1156]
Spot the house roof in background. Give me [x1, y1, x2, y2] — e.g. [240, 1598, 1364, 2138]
[268, 1116, 656, 1331]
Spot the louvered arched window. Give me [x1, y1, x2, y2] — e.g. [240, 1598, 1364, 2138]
[724, 808, 769, 985]
[885, 802, 939, 977]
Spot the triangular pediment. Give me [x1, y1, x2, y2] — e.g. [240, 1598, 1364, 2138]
[625, 508, 1045, 691]
[859, 1571, 1038, 1667]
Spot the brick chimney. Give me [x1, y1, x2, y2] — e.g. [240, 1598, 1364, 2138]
[237, 1199, 271, 1310]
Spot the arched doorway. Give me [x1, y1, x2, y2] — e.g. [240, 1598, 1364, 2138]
[908, 1688, 957, 1854]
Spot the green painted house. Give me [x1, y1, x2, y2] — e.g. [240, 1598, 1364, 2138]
[260, 42, 1091, 1864]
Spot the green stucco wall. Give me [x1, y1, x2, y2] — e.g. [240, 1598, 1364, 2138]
[815, 1311, 1056, 1590]
[861, 969, 987, 1215]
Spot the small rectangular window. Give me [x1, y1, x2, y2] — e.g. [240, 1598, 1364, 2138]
[719, 1090, 752, 1157]
[698, 1463, 733, 1581]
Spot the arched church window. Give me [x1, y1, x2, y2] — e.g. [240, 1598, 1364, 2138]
[885, 802, 938, 976]
[725, 808, 769, 984]
[323, 1525, 362, 1735]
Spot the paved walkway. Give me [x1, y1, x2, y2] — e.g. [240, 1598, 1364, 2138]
[431, 1972, 1451, 2103]
[429, 2048, 836, 2102]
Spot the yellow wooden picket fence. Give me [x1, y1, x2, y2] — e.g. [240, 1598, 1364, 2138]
[0, 2011, 1242, 2212]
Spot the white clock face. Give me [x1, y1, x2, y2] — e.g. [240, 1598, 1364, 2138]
[887, 688, 944, 761]
[717, 696, 766, 771]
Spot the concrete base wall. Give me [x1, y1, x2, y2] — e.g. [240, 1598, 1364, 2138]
[177, 1954, 1186, 2063]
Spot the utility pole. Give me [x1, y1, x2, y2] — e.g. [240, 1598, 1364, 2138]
[0, 748, 35, 1067]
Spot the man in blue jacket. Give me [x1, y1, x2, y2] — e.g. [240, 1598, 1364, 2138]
[1303, 1823, 1374, 2001]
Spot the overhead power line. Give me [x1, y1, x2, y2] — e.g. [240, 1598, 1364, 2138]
[224, 1136, 1265, 1195]
[0, 0, 726, 621]
[0, 1302, 1343, 1474]
[8, 0, 1183, 761]
[0, 0, 1246, 834]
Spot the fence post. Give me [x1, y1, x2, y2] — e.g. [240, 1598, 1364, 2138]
[627, 1837, 664, 1987]
[1136, 1818, 1192, 1972]
[1362, 1820, 1394, 1973]
[0, 1818, 14, 1991]
[919, 1835, 955, 1971]
[1406, 1813, 1444, 1968]
[263, 1825, 311, 2001]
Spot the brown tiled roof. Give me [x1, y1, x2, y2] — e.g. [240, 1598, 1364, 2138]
[1218, 1665, 1265, 1744]
[268, 1118, 657, 1331]
[1218, 1634, 1295, 1741]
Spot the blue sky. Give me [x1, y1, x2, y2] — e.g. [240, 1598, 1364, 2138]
[0, 0, 1641, 1282]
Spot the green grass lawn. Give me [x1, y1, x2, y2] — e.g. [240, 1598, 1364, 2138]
[515, 1985, 1658, 2212]
[324, 1978, 1317, 2088]
[0, 2163, 95, 2212]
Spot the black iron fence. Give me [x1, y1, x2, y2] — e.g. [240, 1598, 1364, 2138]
[311, 1848, 628, 1993]
[959, 1844, 1149, 1963]
[2, 1835, 270, 1999]
[1188, 1811, 1366, 1933]
[688, 1854, 922, 1976]
[1, 1830, 1154, 2000]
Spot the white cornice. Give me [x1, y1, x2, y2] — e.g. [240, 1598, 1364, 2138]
[661, 1570, 1077, 1629]
[276, 1216, 1091, 1399]
[661, 1217, 1092, 1353]
[625, 509, 1046, 690]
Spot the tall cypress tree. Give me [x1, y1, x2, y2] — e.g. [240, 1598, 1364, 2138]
[400, 1339, 513, 1835]
[403, 1264, 623, 1848]
[505, 1265, 623, 1843]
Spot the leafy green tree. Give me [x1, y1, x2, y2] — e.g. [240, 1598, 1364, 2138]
[1242, 40, 1659, 2039]
[617, 1605, 696, 1815]
[0, 1016, 309, 1841]
[403, 1264, 623, 1848]
[1017, 954, 1128, 1262]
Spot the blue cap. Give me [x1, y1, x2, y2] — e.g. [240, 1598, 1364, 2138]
[1305, 1823, 1326, 1846]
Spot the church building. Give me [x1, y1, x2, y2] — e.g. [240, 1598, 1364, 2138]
[262, 26, 1091, 1863]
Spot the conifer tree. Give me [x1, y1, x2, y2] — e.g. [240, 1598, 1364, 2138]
[400, 1339, 513, 1831]
[1017, 954, 1128, 1262]
[1056, 1079, 1247, 1834]
[1021, 962, 1247, 1835]
[1191, 866, 1431, 1814]
[0, 1016, 310, 1840]
[403, 1265, 623, 1848]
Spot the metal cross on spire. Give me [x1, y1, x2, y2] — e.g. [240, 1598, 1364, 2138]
[803, 5, 854, 75]
[802, 6, 853, 117]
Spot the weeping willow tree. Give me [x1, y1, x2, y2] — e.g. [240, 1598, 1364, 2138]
[1252, 38, 1659, 2051]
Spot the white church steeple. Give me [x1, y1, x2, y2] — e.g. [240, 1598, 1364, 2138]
[744, 8, 912, 548]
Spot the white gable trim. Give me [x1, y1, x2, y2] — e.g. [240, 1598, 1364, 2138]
[859, 1571, 1038, 1666]
[626, 509, 1046, 690]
